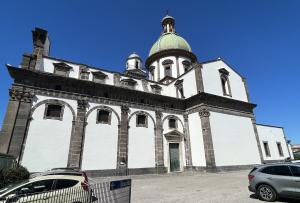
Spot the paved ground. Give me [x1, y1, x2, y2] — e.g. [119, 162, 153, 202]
[90, 170, 297, 203]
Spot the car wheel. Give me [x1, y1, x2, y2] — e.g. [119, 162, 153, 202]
[257, 184, 277, 202]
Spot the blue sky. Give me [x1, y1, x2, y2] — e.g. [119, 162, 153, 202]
[0, 0, 299, 143]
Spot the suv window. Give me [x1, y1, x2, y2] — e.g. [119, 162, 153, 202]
[261, 166, 292, 176]
[249, 167, 258, 174]
[290, 166, 300, 177]
[8, 179, 55, 196]
[54, 179, 78, 190]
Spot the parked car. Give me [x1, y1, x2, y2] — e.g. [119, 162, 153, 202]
[0, 168, 95, 203]
[248, 163, 300, 202]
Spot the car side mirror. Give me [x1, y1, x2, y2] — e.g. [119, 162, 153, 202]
[19, 188, 30, 194]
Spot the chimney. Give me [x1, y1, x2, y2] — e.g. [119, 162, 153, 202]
[29, 27, 50, 70]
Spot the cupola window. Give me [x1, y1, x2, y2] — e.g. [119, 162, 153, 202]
[135, 61, 139, 69]
[44, 103, 64, 120]
[97, 109, 111, 124]
[219, 68, 232, 97]
[136, 114, 148, 128]
[165, 66, 171, 77]
[182, 60, 191, 73]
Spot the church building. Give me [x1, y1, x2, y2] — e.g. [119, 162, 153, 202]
[0, 16, 294, 176]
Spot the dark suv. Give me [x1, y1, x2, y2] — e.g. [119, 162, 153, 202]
[248, 163, 300, 202]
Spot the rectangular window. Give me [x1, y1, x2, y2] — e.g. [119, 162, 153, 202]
[263, 141, 271, 157]
[136, 114, 147, 127]
[97, 110, 110, 124]
[80, 72, 89, 80]
[169, 118, 177, 129]
[54, 68, 68, 77]
[45, 104, 63, 120]
[277, 142, 284, 157]
[93, 76, 105, 83]
[165, 66, 171, 77]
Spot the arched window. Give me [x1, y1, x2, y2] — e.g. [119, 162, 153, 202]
[219, 68, 232, 96]
[135, 61, 139, 69]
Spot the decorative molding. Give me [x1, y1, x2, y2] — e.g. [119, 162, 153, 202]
[218, 68, 229, 75]
[155, 110, 163, 119]
[77, 99, 88, 110]
[9, 89, 34, 103]
[146, 49, 197, 69]
[162, 59, 174, 65]
[198, 108, 210, 118]
[92, 71, 108, 79]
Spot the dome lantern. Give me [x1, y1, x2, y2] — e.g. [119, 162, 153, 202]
[126, 52, 142, 70]
[161, 15, 175, 34]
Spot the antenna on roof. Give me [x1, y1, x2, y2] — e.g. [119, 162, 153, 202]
[166, 9, 169, 15]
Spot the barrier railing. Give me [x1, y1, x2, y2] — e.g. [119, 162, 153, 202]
[2, 179, 131, 203]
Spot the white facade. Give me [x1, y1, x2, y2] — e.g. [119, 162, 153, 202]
[209, 112, 261, 166]
[257, 124, 291, 161]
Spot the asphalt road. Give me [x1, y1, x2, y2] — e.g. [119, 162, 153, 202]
[91, 170, 298, 203]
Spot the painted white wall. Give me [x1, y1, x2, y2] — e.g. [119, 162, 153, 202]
[288, 144, 294, 160]
[21, 95, 76, 172]
[202, 60, 248, 102]
[168, 69, 197, 98]
[210, 112, 261, 166]
[256, 125, 291, 161]
[188, 112, 206, 166]
[81, 103, 120, 170]
[128, 108, 156, 168]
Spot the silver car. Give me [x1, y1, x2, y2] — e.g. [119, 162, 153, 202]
[248, 163, 300, 202]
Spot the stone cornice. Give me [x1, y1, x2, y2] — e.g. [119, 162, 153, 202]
[145, 49, 197, 69]
[7, 65, 257, 114]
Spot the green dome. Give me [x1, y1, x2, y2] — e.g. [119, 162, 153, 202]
[149, 33, 192, 56]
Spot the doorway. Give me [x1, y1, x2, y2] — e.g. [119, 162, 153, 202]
[169, 143, 180, 172]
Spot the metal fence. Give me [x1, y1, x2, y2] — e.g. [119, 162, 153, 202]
[4, 179, 131, 203]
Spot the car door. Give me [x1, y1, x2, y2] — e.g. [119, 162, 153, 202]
[263, 165, 295, 197]
[2, 179, 55, 203]
[289, 165, 300, 197]
[52, 179, 81, 203]
[18, 179, 55, 202]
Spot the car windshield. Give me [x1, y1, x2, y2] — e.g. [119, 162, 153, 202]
[0, 179, 29, 195]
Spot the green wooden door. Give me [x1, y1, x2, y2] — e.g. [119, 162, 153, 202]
[169, 143, 180, 172]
